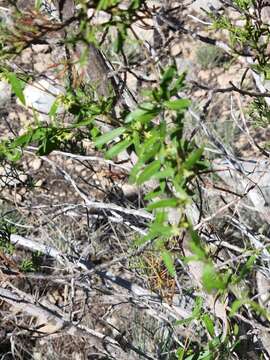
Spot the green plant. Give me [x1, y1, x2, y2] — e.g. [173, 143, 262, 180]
[196, 45, 228, 70]
[211, 1, 270, 78]
[19, 258, 35, 272]
[19, 252, 42, 273]
[1, 1, 270, 358]
[0, 63, 207, 277]
[176, 296, 235, 360]
[248, 98, 270, 127]
[0, 222, 15, 255]
[94, 65, 208, 274]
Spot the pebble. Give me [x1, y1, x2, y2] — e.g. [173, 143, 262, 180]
[22, 78, 64, 119]
[30, 158, 42, 171]
[0, 80, 11, 108]
[35, 179, 44, 187]
[122, 183, 138, 198]
[189, 0, 222, 12]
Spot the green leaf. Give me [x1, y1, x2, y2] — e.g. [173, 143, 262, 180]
[164, 99, 191, 111]
[125, 103, 160, 123]
[230, 298, 270, 319]
[31, 127, 47, 141]
[35, 0, 42, 9]
[188, 230, 206, 261]
[173, 182, 190, 202]
[129, 0, 141, 10]
[238, 254, 257, 280]
[97, 0, 119, 10]
[132, 131, 141, 154]
[11, 131, 32, 148]
[202, 314, 215, 337]
[162, 250, 176, 277]
[170, 72, 186, 95]
[94, 127, 125, 147]
[144, 184, 165, 201]
[6, 148, 21, 162]
[184, 147, 204, 170]
[233, 323, 239, 336]
[192, 297, 204, 318]
[176, 348, 185, 360]
[149, 223, 173, 237]
[160, 66, 176, 85]
[90, 126, 100, 139]
[174, 296, 202, 327]
[6, 72, 25, 105]
[129, 161, 143, 184]
[49, 100, 59, 119]
[154, 209, 167, 224]
[202, 264, 226, 292]
[184, 355, 196, 360]
[197, 350, 212, 360]
[153, 167, 174, 180]
[229, 299, 247, 317]
[105, 138, 132, 159]
[136, 160, 161, 185]
[176, 316, 194, 326]
[140, 140, 161, 163]
[113, 29, 125, 53]
[71, 117, 93, 128]
[147, 198, 178, 210]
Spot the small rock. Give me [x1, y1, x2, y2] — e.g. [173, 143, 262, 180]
[0, 80, 11, 107]
[32, 44, 50, 53]
[87, 9, 111, 24]
[189, 0, 223, 12]
[18, 128, 26, 136]
[22, 77, 64, 119]
[35, 179, 44, 187]
[14, 193, 23, 203]
[122, 183, 138, 199]
[74, 165, 84, 173]
[21, 48, 32, 65]
[34, 52, 54, 73]
[18, 174, 28, 183]
[31, 158, 42, 171]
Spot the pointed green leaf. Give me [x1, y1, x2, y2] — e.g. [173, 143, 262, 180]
[31, 127, 47, 141]
[162, 250, 176, 277]
[202, 264, 226, 292]
[6, 72, 25, 105]
[125, 103, 159, 123]
[71, 117, 93, 128]
[113, 29, 125, 53]
[35, 0, 42, 9]
[105, 138, 132, 159]
[164, 99, 191, 111]
[144, 188, 164, 201]
[137, 160, 161, 185]
[129, 161, 143, 184]
[49, 100, 59, 119]
[94, 127, 125, 147]
[153, 167, 174, 180]
[149, 223, 173, 237]
[230, 299, 247, 317]
[176, 347, 185, 360]
[192, 297, 204, 318]
[184, 147, 204, 170]
[160, 66, 176, 85]
[147, 198, 178, 210]
[202, 314, 215, 337]
[11, 131, 33, 148]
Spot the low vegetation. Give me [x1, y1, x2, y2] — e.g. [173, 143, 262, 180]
[0, 0, 270, 359]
